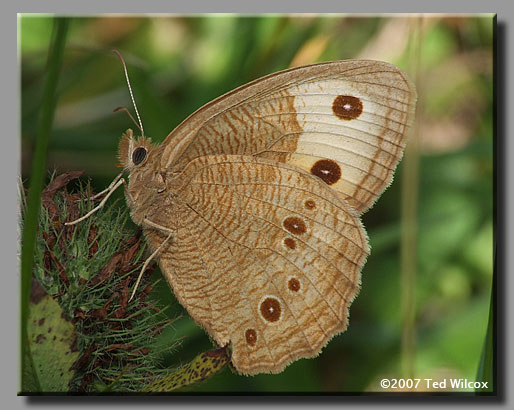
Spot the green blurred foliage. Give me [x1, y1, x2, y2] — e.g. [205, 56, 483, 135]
[20, 14, 494, 393]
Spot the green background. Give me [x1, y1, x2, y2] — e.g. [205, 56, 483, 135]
[20, 14, 494, 393]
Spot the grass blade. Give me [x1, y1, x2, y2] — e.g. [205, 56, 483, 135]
[475, 286, 494, 394]
[20, 17, 69, 391]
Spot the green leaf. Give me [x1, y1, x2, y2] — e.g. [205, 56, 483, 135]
[24, 280, 80, 393]
[141, 347, 230, 392]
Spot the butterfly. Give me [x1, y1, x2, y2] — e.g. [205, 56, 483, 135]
[71, 58, 416, 375]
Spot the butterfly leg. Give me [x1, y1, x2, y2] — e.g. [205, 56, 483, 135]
[65, 177, 127, 226]
[87, 172, 124, 201]
[128, 218, 175, 301]
[142, 218, 175, 234]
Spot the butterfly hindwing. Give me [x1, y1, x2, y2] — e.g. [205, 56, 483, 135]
[150, 155, 369, 375]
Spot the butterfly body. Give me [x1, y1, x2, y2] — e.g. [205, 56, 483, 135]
[117, 60, 416, 375]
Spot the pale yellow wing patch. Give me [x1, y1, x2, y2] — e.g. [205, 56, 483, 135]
[256, 67, 416, 213]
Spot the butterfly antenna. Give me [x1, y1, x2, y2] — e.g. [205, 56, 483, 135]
[113, 106, 144, 134]
[112, 49, 145, 138]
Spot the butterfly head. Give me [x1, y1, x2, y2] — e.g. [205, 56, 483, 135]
[118, 129, 155, 171]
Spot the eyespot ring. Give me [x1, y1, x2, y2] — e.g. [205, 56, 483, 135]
[132, 147, 147, 165]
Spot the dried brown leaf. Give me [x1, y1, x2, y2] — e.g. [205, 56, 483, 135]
[71, 342, 96, 371]
[87, 225, 99, 258]
[88, 253, 123, 287]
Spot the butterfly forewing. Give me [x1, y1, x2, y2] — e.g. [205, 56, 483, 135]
[161, 60, 416, 214]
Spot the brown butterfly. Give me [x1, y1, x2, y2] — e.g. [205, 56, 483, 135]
[69, 57, 416, 375]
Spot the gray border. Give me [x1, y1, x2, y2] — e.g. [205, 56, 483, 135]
[6, 1, 512, 409]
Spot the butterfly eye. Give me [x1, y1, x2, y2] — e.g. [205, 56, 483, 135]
[132, 147, 147, 165]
